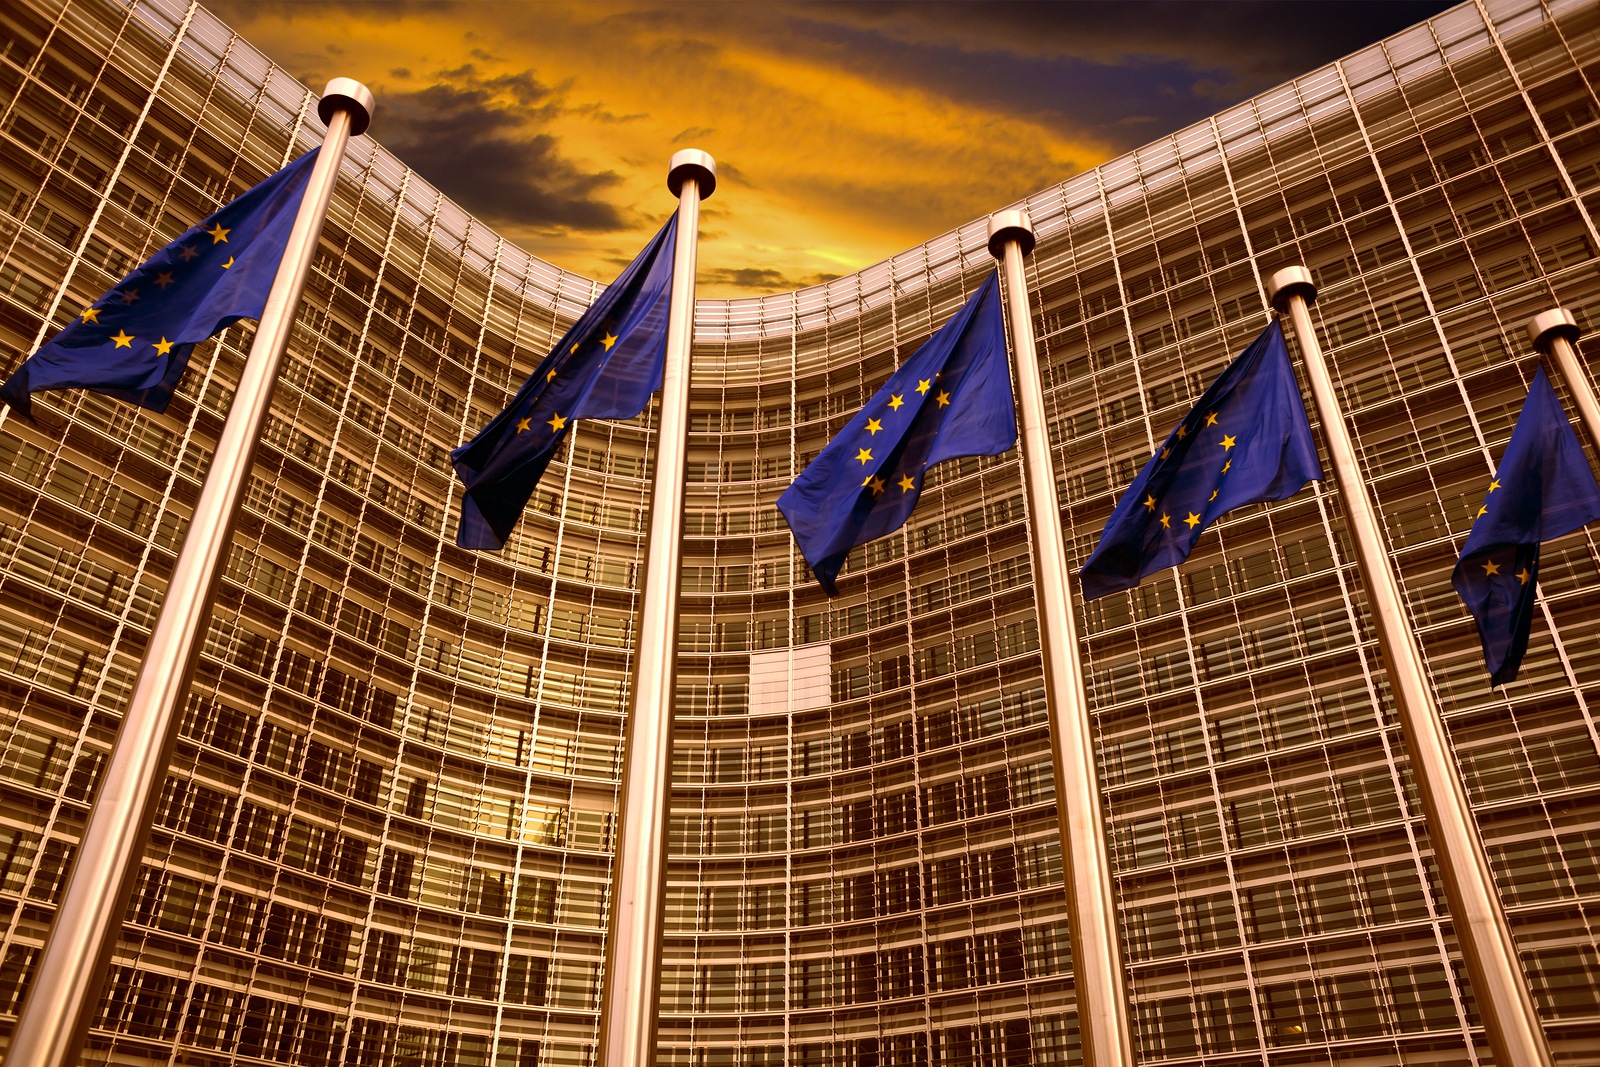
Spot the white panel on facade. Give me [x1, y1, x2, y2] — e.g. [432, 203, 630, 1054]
[749, 644, 830, 713]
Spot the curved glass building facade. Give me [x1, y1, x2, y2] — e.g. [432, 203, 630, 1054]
[3, 0, 1600, 1064]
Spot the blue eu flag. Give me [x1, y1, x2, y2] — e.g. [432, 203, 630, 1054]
[1, 149, 319, 418]
[778, 272, 1015, 594]
[1452, 365, 1600, 685]
[452, 217, 677, 550]
[1080, 319, 1322, 599]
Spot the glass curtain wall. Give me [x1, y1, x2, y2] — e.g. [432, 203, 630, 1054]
[0, 1, 1597, 1065]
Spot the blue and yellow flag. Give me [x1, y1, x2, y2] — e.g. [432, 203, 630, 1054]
[1080, 319, 1321, 599]
[1452, 365, 1600, 685]
[0, 149, 319, 418]
[452, 217, 677, 550]
[778, 272, 1015, 594]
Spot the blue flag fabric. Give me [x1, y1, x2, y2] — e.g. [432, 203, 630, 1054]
[0, 149, 319, 418]
[1080, 319, 1322, 599]
[1452, 365, 1600, 685]
[452, 217, 677, 550]
[778, 272, 1016, 594]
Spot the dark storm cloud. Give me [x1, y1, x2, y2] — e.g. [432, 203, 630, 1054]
[213, 0, 453, 11]
[701, 266, 840, 291]
[763, 0, 1456, 154]
[210, 2, 634, 234]
[430, 65, 560, 110]
[209, 0, 1460, 293]
[814, 2, 1452, 67]
[382, 70, 628, 232]
[712, 159, 750, 188]
[594, 0, 1454, 157]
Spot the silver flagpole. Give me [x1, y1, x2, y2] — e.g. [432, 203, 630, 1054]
[988, 210, 1135, 1067]
[1527, 309, 1600, 453]
[597, 148, 713, 1067]
[2, 79, 372, 1067]
[1271, 267, 1553, 1067]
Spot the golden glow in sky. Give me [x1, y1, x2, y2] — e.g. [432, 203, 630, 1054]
[212, 1, 1451, 297]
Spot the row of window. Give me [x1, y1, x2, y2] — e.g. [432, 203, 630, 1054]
[1135, 962, 1462, 1058]
[83, 967, 585, 1065]
[668, 760, 1055, 858]
[129, 862, 597, 997]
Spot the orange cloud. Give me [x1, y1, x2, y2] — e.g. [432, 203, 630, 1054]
[209, 1, 1450, 295]
[210, 1, 1108, 296]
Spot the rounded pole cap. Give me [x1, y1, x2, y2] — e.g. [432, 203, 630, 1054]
[668, 149, 716, 200]
[319, 78, 374, 136]
[1526, 308, 1581, 353]
[987, 209, 1036, 260]
[1269, 265, 1317, 312]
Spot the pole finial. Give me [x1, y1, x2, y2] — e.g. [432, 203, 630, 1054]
[1527, 308, 1580, 354]
[319, 78, 374, 136]
[1269, 265, 1317, 313]
[668, 149, 716, 200]
[987, 209, 1036, 260]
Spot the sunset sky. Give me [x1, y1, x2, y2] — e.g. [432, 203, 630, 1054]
[211, 1, 1452, 297]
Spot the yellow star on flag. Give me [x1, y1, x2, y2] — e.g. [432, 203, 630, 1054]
[222, 256, 235, 269]
[177, 245, 199, 261]
[546, 369, 557, 382]
[600, 332, 618, 351]
[888, 394, 904, 411]
[935, 390, 951, 407]
[1143, 494, 1157, 511]
[153, 272, 175, 289]
[1204, 412, 1218, 426]
[1184, 512, 1201, 528]
[1160, 447, 1171, 460]
[516, 417, 532, 433]
[1221, 459, 1232, 474]
[1476, 505, 1488, 518]
[80, 308, 100, 324]
[863, 475, 886, 496]
[1159, 513, 1171, 529]
[152, 337, 174, 356]
[1176, 425, 1187, 439]
[110, 330, 134, 349]
[206, 223, 230, 244]
[1516, 568, 1531, 585]
[547, 413, 567, 431]
[1482, 559, 1501, 576]
[1488, 479, 1501, 493]
[898, 474, 915, 492]
[865, 418, 883, 436]
[118, 289, 139, 304]
[1220, 434, 1237, 450]
[856, 447, 873, 465]
[916, 379, 931, 395]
